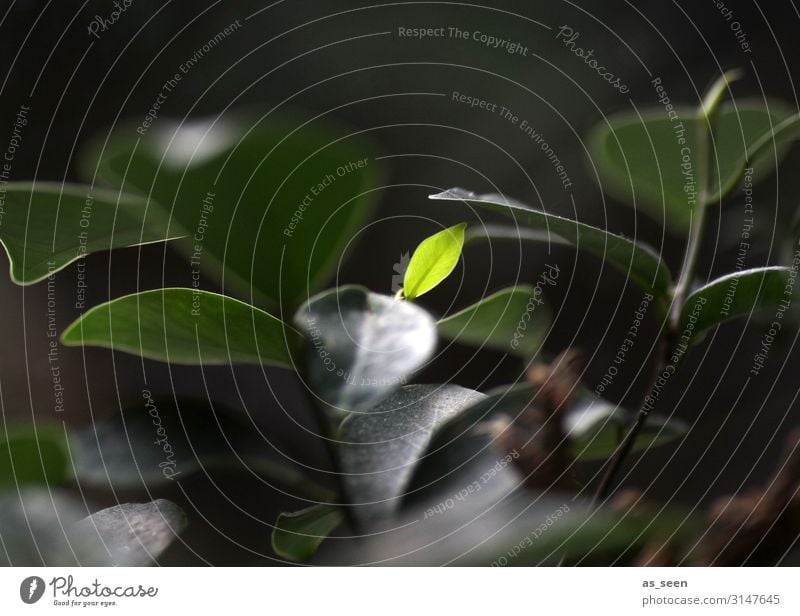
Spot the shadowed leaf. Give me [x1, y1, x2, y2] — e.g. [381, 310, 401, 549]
[84, 114, 380, 310]
[272, 505, 343, 562]
[0, 183, 177, 285]
[71, 397, 331, 500]
[589, 102, 792, 233]
[567, 400, 688, 461]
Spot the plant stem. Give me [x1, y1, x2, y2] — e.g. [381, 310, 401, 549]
[592, 339, 668, 506]
[592, 72, 739, 504]
[669, 105, 714, 329]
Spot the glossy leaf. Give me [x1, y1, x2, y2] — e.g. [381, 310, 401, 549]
[349, 494, 696, 565]
[431, 188, 671, 298]
[73, 499, 188, 565]
[84, 114, 380, 310]
[337, 384, 485, 527]
[0, 491, 186, 566]
[405, 384, 536, 503]
[71, 396, 332, 500]
[0, 183, 177, 284]
[589, 102, 792, 233]
[679, 266, 791, 339]
[438, 285, 550, 358]
[61, 288, 302, 367]
[271, 505, 343, 562]
[337, 456, 697, 565]
[0, 425, 70, 487]
[401, 223, 466, 300]
[465, 224, 571, 248]
[294, 286, 437, 417]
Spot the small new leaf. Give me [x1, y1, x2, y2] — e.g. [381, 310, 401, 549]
[401, 223, 466, 300]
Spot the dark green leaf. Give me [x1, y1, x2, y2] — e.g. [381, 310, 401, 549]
[566, 400, 688, 462]
[465, 224, 571, 248]
[293, 286, 437, 417]
[438, 285, 550, 358]
[431, 188, 671, 298]
[712, 112, 800, 204]
[61, 288, 302, 367]
[0, 425, 70, 487]
[679, 266, 791, 340]
[588, 102, 792, 233]
[337, 384, 485, 527]
[271, 505, 343, 562]
[0, 183, 177, 285]
[84, 115, 380, 310]
[402, 223, 466, 300]
[71, 396, 332, 500]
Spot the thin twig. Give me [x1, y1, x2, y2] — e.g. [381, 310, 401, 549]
[591, 338, 668, 505]
[591, 71, 740, 504]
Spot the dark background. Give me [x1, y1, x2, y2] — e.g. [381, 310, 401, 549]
[1, 0, 799, 564]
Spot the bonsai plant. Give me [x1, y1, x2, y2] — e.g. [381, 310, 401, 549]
[2, 70, 799, 565]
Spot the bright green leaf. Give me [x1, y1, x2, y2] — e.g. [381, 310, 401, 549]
[84, 114, 380, 311]
[61, 288, 302, 367]
[294, 286, 436, 417]
[272, 505, 343, 562]
[678, 266, 791, 341]
[588, 102, 792, 233]
[0, 425, 70, 487]
[401, 223, 466, 300]
[431, 189, 671, 298]
[0, 183, 177, 285]
[438, 286, 550, 358]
